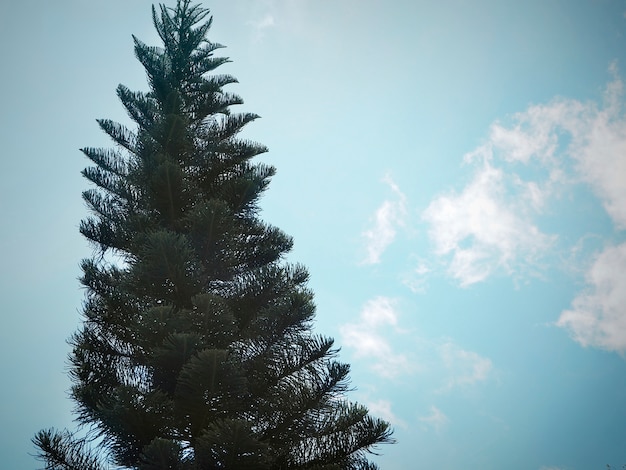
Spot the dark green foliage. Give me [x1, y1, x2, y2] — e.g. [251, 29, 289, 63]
[33, 430, 108, 470]
[34, 1, 394, 468]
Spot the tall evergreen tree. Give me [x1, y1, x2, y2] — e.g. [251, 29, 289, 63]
[34, 1, 394, 469]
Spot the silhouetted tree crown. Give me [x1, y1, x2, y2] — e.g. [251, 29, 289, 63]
[33, 1, 394, 468]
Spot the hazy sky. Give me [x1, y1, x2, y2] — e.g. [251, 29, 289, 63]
[2, 1, 626, 469]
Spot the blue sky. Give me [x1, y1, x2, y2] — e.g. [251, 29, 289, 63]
[2, 1, 626, 469]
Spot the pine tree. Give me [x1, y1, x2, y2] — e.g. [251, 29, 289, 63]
[34, 1, 394, 469]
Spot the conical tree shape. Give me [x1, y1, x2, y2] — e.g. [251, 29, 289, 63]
[34, 1, 394, 469]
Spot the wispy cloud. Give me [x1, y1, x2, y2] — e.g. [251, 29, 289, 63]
[548, 66, 626, 353]
[422, 157, 555, 286]
[339, 297, 413, 378]
[569, 63, 626, 230]
[355, 69, 626, 356]
[557, 242, 626, 353]
[244, 0, 325, 45]
[361, 175, 407, 265]
[366, 399, 408, 429]
[438, 341, 493, 391]
[423, 66, 626, 292]
[254, 13, 275, 30]
[341, 299, 494, 391]
[418, 405, 449, 433]
[488, 63, 625, 227]
[248, 13, 276, 42]
[402, 258, 431, 294]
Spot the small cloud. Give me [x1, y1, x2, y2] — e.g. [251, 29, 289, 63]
[339, 297, 413, 378]
[360, 295, 398, 327]
[366, 399, 408, 429]
[418, 405, 449, 433]
[422, 158, 555, 287]
[255, 13, 275, 29]
[361, 175, 407, 265]
[438, 341, 493, 391]
[402, 259, 431, 293]
[557, 242, 626, 353]
[247, 13, 276, 42]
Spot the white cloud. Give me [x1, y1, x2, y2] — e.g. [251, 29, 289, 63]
[361, 175, 407, 265]
[438, 341, 493, 391]
[423, 67, 626, 288]
[366, 399, 407, 429]
[244, 0, 337, 46]
[360, 295, 398, 327]
[248, 13, 276, 42]
[485, 99, 584, 167]
[402, 259, 431, 293]
[423, 158, 555, 287]
[418, 405, 449, 433]
[256, 13, 275, 29]
[557, 242, 626, 353]
[342, 301, 494, 393]
[339, 297, 413, 378]
[569, 67, 626, 230]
